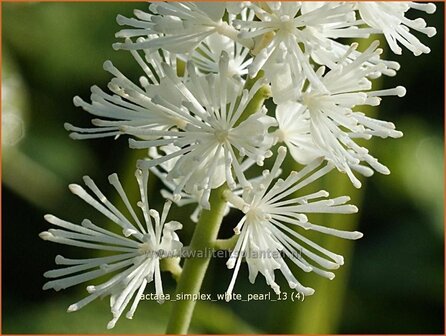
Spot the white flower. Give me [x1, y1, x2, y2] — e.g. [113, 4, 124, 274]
[114, 2, 252, 53]
[65, 43, 182, 140]
[67, 48, 275, 209]
[235, 2, 356, 90]
[223, 147, 361, 297]
[356, 2, 437, 56]
[126, 52, 276, 209]
[39, 169, 182, 329]
[277, 41, 405, 188]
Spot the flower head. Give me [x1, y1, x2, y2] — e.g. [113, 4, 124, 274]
[39, 169, 182, 329]
[127, 52, 276, 208]
[223, 147, 361, 297]
[276, 41, 404, 188]
[66, 47, 276, 209]
[235, 2, 356, 90]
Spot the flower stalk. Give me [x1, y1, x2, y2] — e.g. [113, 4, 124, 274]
[165, 185, 228, 334]
[213, 235, 239, 251]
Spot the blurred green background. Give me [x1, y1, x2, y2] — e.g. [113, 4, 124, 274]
[2, 3, 444, 334]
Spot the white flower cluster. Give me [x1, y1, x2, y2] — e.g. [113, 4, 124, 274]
[44, 2, 436, 329]
[40, 170, 182, 329]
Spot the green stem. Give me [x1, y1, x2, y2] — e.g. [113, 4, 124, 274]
[244, 70, 265, 91]
[213, 235, 238, 250]
[160, 257, 182, 282]
[234, 84, 271, 128]
[165, 185, 228, 334]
